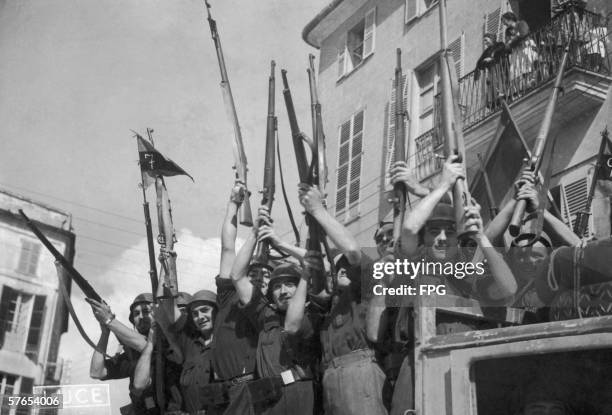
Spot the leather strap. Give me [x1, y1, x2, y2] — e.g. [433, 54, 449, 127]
[55, 264, 113, 359]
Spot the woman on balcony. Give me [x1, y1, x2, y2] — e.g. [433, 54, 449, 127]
[502, 12, 538, 97]
[474, 33, 507, 110]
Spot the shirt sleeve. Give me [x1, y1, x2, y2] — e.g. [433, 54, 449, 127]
[239, 289, 269, 332]
[101, 352, 132, 380]
[216, 276, 236, 308]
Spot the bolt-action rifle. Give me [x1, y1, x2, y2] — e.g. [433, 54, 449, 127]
[392, 48, 407, 243]
[254, 61, 277, 265]
[204, 0, 253, 226]
[509, 47, 570, 237]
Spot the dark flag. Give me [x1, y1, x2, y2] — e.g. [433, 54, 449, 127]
[135, 133, 194, 187]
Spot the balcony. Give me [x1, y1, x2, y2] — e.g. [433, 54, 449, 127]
[414, 4, 610, 181]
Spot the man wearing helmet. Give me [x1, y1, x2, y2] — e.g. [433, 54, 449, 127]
[238, 262, 319, 415]
[88, 292, 182, 414]
[141, 290, 218, 414]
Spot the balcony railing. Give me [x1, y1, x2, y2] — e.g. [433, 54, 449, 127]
[415, 4, 610, 180]
[458, 4, 609, 128]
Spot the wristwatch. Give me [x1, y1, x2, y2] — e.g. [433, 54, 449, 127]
[104, 314, 116, 327]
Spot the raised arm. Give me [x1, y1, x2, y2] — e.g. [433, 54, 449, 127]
[543, 210, 580, 246]
[86, 298, 147, 352]
[466, 202, 517, 300]
[258, 222, 307, 261]
[298, 184, 361, 265]
[400, 156, 463, 257]
[230, 206, 268, 304]
[89, 328, 110, 379]
[132, 328, 155, 394]
[284, 259, 313, 334]
[220, 183, 245, 279]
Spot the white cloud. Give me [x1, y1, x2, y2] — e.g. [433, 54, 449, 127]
[59, 229, 241, 414]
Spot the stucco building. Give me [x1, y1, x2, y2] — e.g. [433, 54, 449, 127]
[303, 0, 611, 246]
[0, 189, 74, 412]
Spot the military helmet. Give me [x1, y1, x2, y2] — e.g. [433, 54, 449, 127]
[427, 201, 455, 224]
[269, 263, 302, 286]
[176, 292, 193, 307]
[188, 290, 217, 308]
[128, 292, 154, 324]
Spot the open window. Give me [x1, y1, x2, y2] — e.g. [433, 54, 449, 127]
[337, 8, 376, 79]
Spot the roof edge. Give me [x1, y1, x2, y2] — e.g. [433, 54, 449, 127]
[302, 0, 345, 49]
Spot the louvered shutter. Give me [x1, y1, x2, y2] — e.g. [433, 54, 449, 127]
[349, 111, 364, 212]
[26, 295, 45, 360]
[448, 34, 464, 78]
[384, 74, 409, 188]
[363, 8, 376, 57]
[336, 120, 352, 215]
[338, 46, 347, 78]
[561, 177, 590, 235]
[17, 240, 41, 276]
[405, 0, 417, 22]
[484, 8, 502, 41]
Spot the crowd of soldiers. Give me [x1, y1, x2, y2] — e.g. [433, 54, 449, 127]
[73, 149, 612, 415]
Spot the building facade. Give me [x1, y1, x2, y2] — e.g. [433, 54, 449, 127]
[0, 189, 74, 411]
[303, 0, 612, 247]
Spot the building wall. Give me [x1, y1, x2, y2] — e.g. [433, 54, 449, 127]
[312, 0, 611, 246]
[0, 190, 73, 398]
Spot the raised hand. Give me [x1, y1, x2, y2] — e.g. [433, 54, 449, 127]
[440, 155, 465, 190]
[298, 184, 325, 214]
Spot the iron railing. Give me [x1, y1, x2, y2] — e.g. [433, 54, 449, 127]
[415, 5, 609, 180]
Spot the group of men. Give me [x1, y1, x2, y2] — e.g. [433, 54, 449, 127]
[72, 146, 609, 415]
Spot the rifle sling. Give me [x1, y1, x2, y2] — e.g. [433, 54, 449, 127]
[56, 263, 113, 359]
[276, 135, 301, 246]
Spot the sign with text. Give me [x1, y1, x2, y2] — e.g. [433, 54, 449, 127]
[33, 384, 111, 415]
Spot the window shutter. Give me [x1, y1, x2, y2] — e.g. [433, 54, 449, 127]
[561, 177, 590, 234]
[336, 120, 352, 215]
[448, 34, 464, 78]
[337, 46, 347, 78]
[484, 8, 502, 41]
[363, 8, 376, 57]
[26, 295, 45, 361]
[17, 240, 40, 276]
[384, 75, 409, 189]
[349, 111, 364, 209]
[0, 286, 15, 348]
[405, 0, 417, 23]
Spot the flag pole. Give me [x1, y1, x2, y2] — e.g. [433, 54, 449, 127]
[573, 127, 609, 237]
[136, 129, 159, 295]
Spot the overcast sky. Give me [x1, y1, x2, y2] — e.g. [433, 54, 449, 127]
[0, 0, 328, 411]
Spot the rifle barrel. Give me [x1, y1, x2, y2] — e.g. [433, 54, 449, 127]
[509, 47, 570, 237]
[19, 209, 102, 302]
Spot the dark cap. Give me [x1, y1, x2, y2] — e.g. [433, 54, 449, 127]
[269, 263, 302, 285]
[427, 202, 455, 224]
[188, 290, 217, 308]
[129, 293, 153, 324]
[176, 292, 193, 307]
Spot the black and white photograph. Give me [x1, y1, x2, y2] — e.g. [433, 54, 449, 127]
[0, 0, 611, 414]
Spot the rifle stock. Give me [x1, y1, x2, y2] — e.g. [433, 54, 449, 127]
[155, 177, 178, 297]
[438, 0, 477, 240]
[392, 48, 407, 243]
[205, 0, 253, 226]
[254, 61, 277, 264]
[509, 47, 570, 237]
[19, 209, 102, 302]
